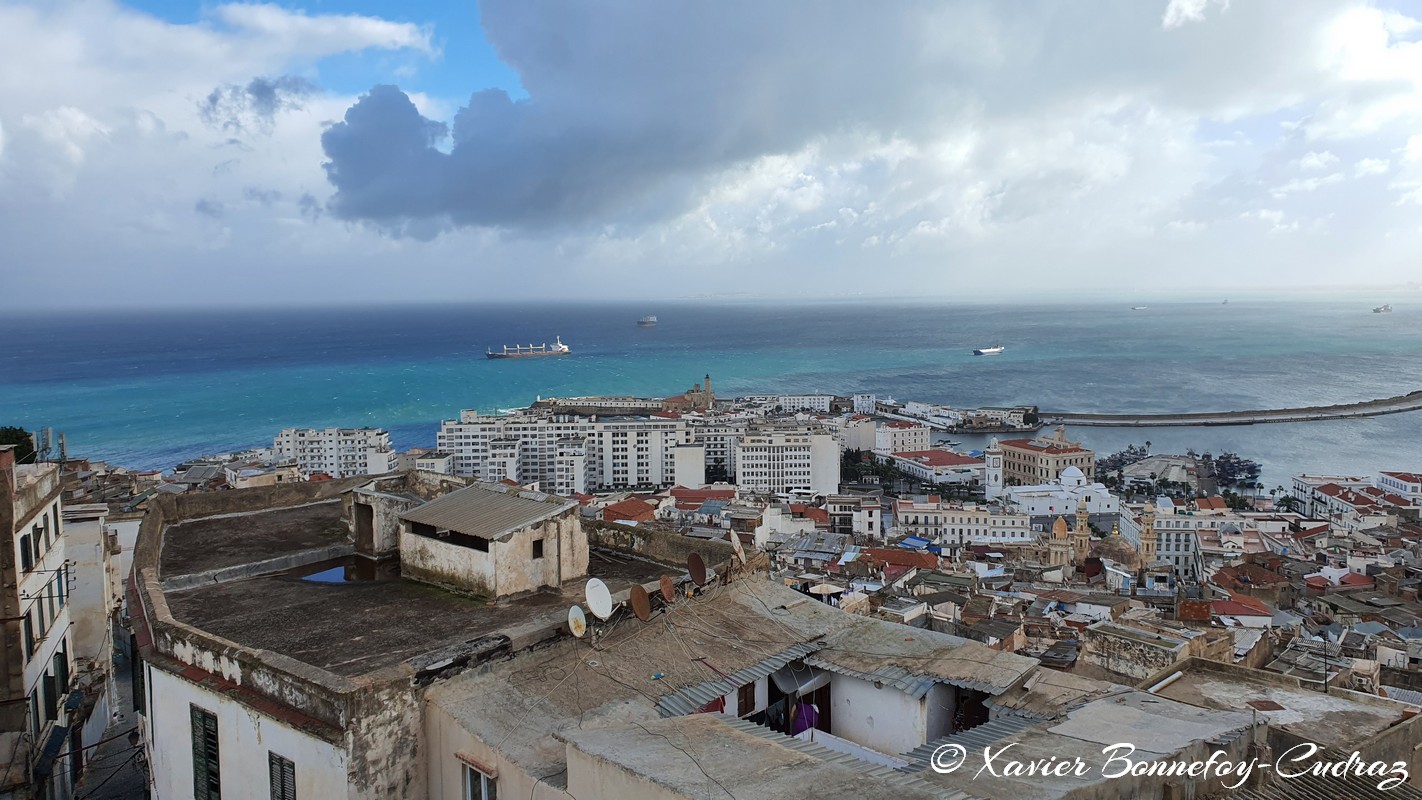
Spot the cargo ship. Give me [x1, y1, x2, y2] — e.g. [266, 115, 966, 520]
[974, 345, 1005, 356]
[637, 315, 658, 327]
[1374, 304, 1393, 314]
[487, 336, 570, 359]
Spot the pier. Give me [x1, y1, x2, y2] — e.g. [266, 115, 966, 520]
[1046, 390, 1422, 427]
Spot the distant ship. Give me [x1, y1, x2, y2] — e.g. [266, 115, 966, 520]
[974, 345, 1005, 356]
[487, 336, 570, 359]
[1222, 299, 1229, 305]
[637, 315, 658, 327]
[1131, 306, 1149, 311]
[1374, 304, 1393, 314]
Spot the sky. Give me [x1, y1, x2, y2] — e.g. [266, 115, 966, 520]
[2, 0, 1422, 309]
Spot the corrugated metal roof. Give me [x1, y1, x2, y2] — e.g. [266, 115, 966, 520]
[656, 641, 821, 717]
[400, 483, 576, 540]
[899, 715, 1041, 773]
[721, 718, 981, 799]
[802, 655, 950, 699]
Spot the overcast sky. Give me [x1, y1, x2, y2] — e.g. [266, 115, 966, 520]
[2, 0, 1421, 309]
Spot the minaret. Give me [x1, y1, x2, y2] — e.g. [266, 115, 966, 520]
[984, 437, 1003, 501]
[1048, 516, 1071, 568]
[1139, 502, 1157, 565]
[1071, 498, 1091, 563]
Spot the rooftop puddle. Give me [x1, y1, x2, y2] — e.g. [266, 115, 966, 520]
[291, 555, 398, 583]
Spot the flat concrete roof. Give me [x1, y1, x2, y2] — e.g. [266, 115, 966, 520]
[164, 550, 674, 677]
[1152, 664, 1411, 749]
[160, 500, 349, 578]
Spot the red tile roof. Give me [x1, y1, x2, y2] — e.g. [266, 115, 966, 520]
[892, 450, 983, 467]
[883, 564, 914, 583]
[862, 547, 938, 569]
[671, 486, 737, 502]
[1000, 439, 1088, 455]
[1382, 472, 1422, 484]
[603, 498, 657, 523]
[1212, 600, 1272, 618]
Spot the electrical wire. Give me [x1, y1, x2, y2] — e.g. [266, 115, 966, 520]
[75, 749, 143, 800]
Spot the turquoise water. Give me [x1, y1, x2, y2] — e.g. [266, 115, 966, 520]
[1, 299, 1418, 487]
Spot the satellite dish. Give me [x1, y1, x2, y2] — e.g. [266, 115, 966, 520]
[585, 578, 614, 620]
[630, 584, 652, 621]
[688, 552, 708, 586]
[729, 530, 746, 564]
[659, 575, 676, 603]
[568, 605, 587, 638]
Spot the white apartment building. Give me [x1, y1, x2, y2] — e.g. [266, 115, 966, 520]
[438, 411, 695, 493]
[734, 428, 840, 497]
[3, 450, 77, 800]
[273, 427, 399, 478]
[892, 498, 1034, 547]
[773, 394, 835, 413]
[852, 394, 877, 414]
[873, 421, 931, 456]
[1377, 472, 1422, 506]
[1291, 474, 1371, 517]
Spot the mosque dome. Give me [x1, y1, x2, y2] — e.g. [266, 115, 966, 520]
[1060, 466, 1086, 487]
[1089, 528, 1141, 571]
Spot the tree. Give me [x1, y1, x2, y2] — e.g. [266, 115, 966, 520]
[1276, 495, 1303, 514]
[0, 427, 37, 464]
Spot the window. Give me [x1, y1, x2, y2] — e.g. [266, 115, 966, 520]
[19, 533, 32, 571]
[23, 614, 34, 659]
[738, 682, 756, 717]
[532, 539, 544, 559]
[269, 752, 296, 800]
[191, 705, 221, 799]
[463, 764, 497, 800]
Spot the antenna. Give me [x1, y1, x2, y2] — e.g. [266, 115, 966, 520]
[688, 552, 708, 587]
[659, 575, 676, 603]
[585, 578, 614, 620]
[568, 605, 587, 638]
[630, 584, 652, 622]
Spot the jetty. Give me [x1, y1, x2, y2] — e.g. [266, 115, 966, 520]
[1046, 390, 1422, 427]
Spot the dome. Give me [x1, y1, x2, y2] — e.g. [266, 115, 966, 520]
[1090, 532, 1142, 571]
[1060, 465, 1086, 486]
[1051, 516, 1069, 538]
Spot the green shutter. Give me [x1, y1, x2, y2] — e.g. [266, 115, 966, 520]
[191, 706, 220, 799]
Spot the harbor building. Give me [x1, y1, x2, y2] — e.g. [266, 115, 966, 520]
[997, 426, 1095, 486]
[273, 427, 399, 478]
[872, 421, 931, 456]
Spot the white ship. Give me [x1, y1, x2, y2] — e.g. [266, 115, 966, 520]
[637, 315, 658, 327]
[973, 345, 1005, 356]
[1131, 306, 1149, 311]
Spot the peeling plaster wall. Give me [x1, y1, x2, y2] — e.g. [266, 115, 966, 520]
[1080, 628, 1186, 681]
[399, 531, 497, 597]
[147, 666, 349, 800]
[424, 702, 573, 800]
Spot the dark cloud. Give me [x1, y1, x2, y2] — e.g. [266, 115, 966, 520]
[201, 75, 317, 134]
[243, 187, 282, 206]
[320, 0, 1359, 237]
[194, 199, 225, 219]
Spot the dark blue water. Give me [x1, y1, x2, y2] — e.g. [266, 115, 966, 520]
[2, 299, 1418, 488]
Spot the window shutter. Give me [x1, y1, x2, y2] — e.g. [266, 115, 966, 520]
[191, 706, 220, 799]
[191, 707, 208, 799]
[269, 752, 296, 800]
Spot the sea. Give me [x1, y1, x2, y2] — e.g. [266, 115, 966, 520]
[2, 298, 1419, 490]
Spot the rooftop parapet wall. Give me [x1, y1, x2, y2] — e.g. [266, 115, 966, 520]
[584, 518, 736, 572]
[6, 463, 61, 530]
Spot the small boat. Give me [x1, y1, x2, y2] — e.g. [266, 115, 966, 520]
[637, 315, 658, 327]
[974, 345, 1005, 356]
[487, 336, 570, 359]
[1374, 304, 1393, 314]
[1131, 306, 1149, 311]
[1222, 299, 1229, 305]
